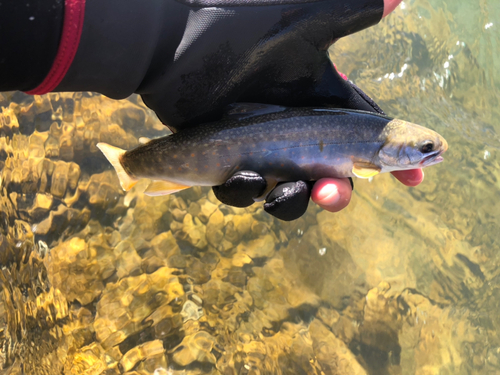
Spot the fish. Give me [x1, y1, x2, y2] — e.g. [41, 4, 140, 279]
[97, 104, 448, 198]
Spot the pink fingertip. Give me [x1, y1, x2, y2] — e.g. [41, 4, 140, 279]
[383, 0, 403, 18]
[333, 63, 349, 81]
[391, 169, 424, 187]
[312, 179, 352, 213]
[315, 183, 341, 204]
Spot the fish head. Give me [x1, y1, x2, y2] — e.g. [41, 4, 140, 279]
[378, 119, 448, 171]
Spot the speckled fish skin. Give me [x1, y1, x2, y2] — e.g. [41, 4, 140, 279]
[117, 107, 448, 187]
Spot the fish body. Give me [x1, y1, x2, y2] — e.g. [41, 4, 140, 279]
[97, 105, 448, 196]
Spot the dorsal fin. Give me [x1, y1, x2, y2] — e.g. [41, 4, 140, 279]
[224, 103, 287, 120]
[138, 137, 152, 145]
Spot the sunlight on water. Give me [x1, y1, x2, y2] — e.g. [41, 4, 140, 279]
[0, 0, 499, 374]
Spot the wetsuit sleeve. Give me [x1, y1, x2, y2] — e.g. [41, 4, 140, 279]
[0, 0, 64, 92]
[0, 0, 384, 129]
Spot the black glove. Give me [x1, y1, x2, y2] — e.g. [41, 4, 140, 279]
[211, 77, 385, 221]
[4, 0, 384, 130]
[2, 0, 387, 220]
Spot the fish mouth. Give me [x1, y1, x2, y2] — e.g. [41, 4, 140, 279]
[420, 151, 444, 167]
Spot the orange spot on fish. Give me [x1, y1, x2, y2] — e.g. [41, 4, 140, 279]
[178, 167, 182, 171]
[216, 163, 221, 167]
[169, 166, 172, 170]
[269, 162, 273, 166]
[173, 155, 178, 159]
[284, 148, 288, 152]
[249, 152, 253, 156]
[227, 146, 231, 150]
[281, 163, 284, 167]
[205, 165, 208, 169]
[301, 156, 305, 159]
[185, 163, 189, 168]
[194, 168, 198, 171]
[191, 153, 195, 157]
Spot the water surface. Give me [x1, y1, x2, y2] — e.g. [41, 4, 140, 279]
[0, 0, 499, 373]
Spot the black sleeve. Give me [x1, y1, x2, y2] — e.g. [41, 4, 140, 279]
[0, 0, 64, 92]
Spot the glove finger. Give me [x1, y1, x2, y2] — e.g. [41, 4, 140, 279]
[310, 62, 386, 114]
[264, 181, 312, 221]
[212, 170, 267, 208]
[346, 80, 386, 115]
[332, 62, 384, 114]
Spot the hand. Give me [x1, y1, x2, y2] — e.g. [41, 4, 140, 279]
[213, 168, 423, 221]
[312, 170, 424, 214]
[211, 0, 423, 221]
[28, 0, 418, 220]
[51, 0, 393, 131]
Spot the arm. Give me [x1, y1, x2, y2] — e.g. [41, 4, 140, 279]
[1, 0, 419, 221]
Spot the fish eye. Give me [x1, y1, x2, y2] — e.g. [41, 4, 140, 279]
[419, 141, 434, 153]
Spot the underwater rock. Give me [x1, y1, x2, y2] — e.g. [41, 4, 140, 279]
[34, 204, 91, 241]
[171, 331, 216, 367]
[309, 319, 367, 375]
[0, 105, 20, 136]
[237, 234, 276, 260]
[45, 236, 110, 305]
[397, 289, 487, 374]
[114, 240, 142, 279]
[181, 300, 204, 323]
[176, 214, 207, 250]
[28, 193, 54, 222]
[93, 267, 184, 349]
[120, 340, 165, 373]
[186, 258, 212, 285]
[360, 282, 401, 354]
[198, 198, 218, 223]
[82, 170, 123, 209]
[205, 210, 224, 248]
[64, 342, 108, 375]
[150, 231, 180, 261]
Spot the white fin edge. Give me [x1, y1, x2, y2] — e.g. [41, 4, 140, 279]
[143, 180, 190, 196]
[138, 137, 152, 145]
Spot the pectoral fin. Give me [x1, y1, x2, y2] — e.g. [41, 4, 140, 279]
[352, 163, 381, 179]
[144, 180, 190, 196]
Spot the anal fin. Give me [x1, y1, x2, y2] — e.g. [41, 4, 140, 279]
[144, 180, 190, 196]
[352, 163, 381, 179]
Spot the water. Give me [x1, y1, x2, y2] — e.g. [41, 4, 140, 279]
[0, 0, 499, 373]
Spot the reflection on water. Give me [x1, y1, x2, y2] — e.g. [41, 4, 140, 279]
[1, 0, 499, 373]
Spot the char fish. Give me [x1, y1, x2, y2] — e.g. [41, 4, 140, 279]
[97, 104, 448, 197]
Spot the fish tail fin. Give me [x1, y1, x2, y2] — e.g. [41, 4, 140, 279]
[96, 143, 138, 191]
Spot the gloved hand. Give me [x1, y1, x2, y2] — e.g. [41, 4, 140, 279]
[9, 0, 420, 220]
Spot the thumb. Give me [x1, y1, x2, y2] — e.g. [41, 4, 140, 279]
[383, 0, 403, 17]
